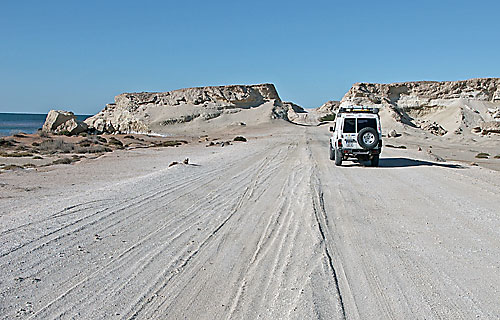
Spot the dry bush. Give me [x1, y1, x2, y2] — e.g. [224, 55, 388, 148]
[1, 164, 23, 170]
[38, 131, 50, 138]
[52, 158, 73, 165]
[155, 141, 182, 147]
[475, 152, 490, 159]
[107, 137, 123, 147]
[74, 145, 112, 154]
[38, 139, 75, 154]
[0, 139, 17, 147]
[0, 151, 34, 157]
[233, 136, 247, 142]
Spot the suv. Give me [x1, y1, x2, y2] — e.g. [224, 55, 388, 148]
[329, 106, 382, 167]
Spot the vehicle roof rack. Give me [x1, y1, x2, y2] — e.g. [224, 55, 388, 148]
[338, 106, 379, 114]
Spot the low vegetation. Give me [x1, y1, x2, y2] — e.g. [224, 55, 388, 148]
[233, 136, 247, 142]
[0, 139, 17, 147]
[475, 152, 490, 159]
[319, 114, 336, 122]
[52, 158, 73, 165]
[0, 151, 34, 157]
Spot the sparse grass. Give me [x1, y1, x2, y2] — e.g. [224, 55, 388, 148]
[319, 114, 336, 122]
[74, 145, 112, 154]
[155, 140, 183, 147]
[0, 151, 34, 157]
[233, 136, 247, 142]
[1, 164, 23, 170]
[52, 158, 73, 165]
[475, 152, 490, 159]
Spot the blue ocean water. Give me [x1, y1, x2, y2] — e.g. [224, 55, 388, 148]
[0, 113, 91, 137]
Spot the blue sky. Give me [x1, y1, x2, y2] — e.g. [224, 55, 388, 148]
[1, 0, 499, 114]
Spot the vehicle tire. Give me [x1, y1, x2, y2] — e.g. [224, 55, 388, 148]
[334, 148, 342, 166]
[329, 143, 335, 160]
[371, 154, 379, 167]
[357, 127, 379, 150]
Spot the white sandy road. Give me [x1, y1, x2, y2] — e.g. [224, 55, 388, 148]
[0, 124, 499, 319]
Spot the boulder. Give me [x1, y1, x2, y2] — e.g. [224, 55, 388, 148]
[42, 110, 75, 132]
[42, 110, 88, 135]
[388, 129, 398, 137]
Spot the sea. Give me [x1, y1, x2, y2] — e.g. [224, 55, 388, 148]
[0, 113, 91, 137]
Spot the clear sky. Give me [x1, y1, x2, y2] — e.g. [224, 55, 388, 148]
[1, 0, 499, 114]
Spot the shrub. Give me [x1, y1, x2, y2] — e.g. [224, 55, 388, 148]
[320, 114, 336, 122]
[233, 136, 247, 142]
[95, 136, 107, 143]
[0, 151, 34, 157]
[475, 152, 490, 159]
[32, 142, 40, 147]
[156, 141, 182, 147]
[0, 139, 17, 147]
[52, 158, 73, 165]
[13, 133, 27, 138]
[107, 137, 123, 147]
[74, 145, 112, 154]
[38, 139, 75, 154]
[124, 135, 135, 139]
[494, 155, 500, 159]
[1, 164, 23, 170]
[38, 131, 50, 138]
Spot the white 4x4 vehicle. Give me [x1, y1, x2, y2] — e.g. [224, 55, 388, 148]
[329, 106, 382, 167]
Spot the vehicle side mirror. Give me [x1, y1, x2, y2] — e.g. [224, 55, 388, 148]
[329, 126, 334, 132]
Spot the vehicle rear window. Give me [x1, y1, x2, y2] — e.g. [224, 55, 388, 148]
[357, 118, 377, 132]
[343, 118, 356, 133]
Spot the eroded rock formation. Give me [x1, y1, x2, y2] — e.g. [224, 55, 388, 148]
[338, 78, 500, 135]
[85, 84, 291, 134]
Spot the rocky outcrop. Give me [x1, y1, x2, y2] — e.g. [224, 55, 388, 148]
[341, 78, 500, 107]
[317, 100, 340, 114]
[85, 84, 288, 134]
[42, 110, 88, 135]
[339, 78, 500, 134]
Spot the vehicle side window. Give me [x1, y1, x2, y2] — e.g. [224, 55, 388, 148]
[357, 118, 377, 132]
[343, 118, 356, 133]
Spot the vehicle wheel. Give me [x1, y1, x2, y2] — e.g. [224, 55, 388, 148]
[358, 127, 379, 150]
[329, 143, 335, 160]
[371, 155, 379, 167]
[335, 149, 342, 166]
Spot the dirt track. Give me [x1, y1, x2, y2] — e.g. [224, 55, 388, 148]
[1, 124, 499, 319]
